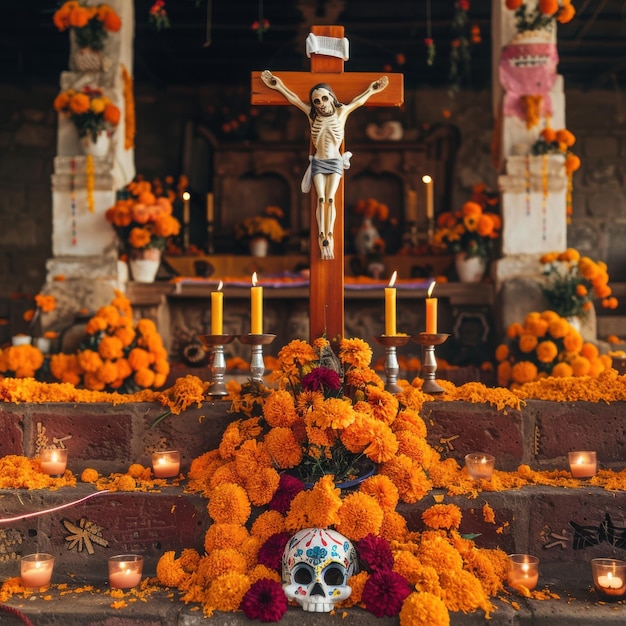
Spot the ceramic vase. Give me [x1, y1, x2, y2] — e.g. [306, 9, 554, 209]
[80, 131, 110, 157]
[129, 249, 162, 283]
[249, 237, 269, 257]
[455, 252, 487, 283]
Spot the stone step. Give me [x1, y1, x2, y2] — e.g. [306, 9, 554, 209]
[1, 562, 625, 625]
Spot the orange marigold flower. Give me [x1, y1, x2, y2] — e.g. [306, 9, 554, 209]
[250, 510, 285, 542]
[244, 466, 281, 506]
[518, 333, 538, 353]
[563, 331, 583, 353]
[208, 482, 251, 524]
[422, 503, 463, 530]
[359, 474, 399, 511]
[511, 361, 538, 384]
[363, 420, 399, 464]
[335, 491, 384, 541]
[365, 386, 399, 425]
[536, 340, 558, 363]
[81, 467, 99, 483]
[539, 0, 559, 15]
[399, 591, 450, 626]
[263, 389, 299, 427]
[204, 523, 249, 553]
[156, 551, 187, 588]
[309, 397, 356, 430]
[338, 337, 373, 369]
[263, 427, 303, 469]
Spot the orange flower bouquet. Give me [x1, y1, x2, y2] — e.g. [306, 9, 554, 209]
[495, 310, 612, 388]
[105, 177, 181, 252]
[53, 1, 122, 51]
[53, 86, 120, 142]
[505, 0, 576, 32]
[225, 336, 404, 486]
[49, 290, 170, 392]
[432, 199, 501, 260]
[540, 248, 618, 319]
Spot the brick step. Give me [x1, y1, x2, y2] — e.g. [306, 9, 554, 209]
[2, 399, 626, 477]
[0, 483, 622, 583]
[1, 562, 625, 625]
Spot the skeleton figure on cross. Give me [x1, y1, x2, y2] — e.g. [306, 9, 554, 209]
[260, 70, 389, 260]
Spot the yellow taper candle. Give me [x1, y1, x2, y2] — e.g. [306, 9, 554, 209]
[211, 281, 224, 335]
[182, 191, 191, 225]
[422, 175, 434, 220]
[206, 193, 214, 222]
[425, 280, 438, 334]
[385, 270, 398, 336]
[251, 272, 263, 334]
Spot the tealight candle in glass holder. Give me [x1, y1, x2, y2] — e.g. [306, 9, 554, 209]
[39, 447, 68, 477]
[151, 450, 180, 478]
[108, 554, 144, 589]
[507, 554, 539, 590]
[20, 553, 55, 590]
[464, 453, 495, 481]
[568, 450, 597, 479]
[591, 558, 626, 602]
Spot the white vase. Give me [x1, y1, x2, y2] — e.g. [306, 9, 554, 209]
[80, 131, 110, 157]
[455, 252, 487, 283]
[354, 218, 380, 255]
[129, 249, 162, 283]
[249, 237, 269, 257]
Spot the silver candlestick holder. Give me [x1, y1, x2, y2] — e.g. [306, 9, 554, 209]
[373, 335, 410, 393]
[411, 332, 450, 394]
[238, 334, 276, 383]
[198, 334, 235, 397]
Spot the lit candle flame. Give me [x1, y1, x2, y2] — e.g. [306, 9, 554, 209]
[422, 174, 432, 184]
[427, 280, 436, 298]
[252, 272, 258, 287]
[217, 280, 223, 291]
[388, 271, 397, 288]
[182, 191, 191, 201]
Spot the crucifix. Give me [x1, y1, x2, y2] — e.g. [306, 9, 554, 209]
[252, 25, 403, 345]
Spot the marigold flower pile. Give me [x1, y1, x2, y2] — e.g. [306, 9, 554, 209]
[48, 290, 170, 392]
[496, 309, 615, 387]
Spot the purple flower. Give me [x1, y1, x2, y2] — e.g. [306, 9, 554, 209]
[241, 578, 288, 623]
[301, 366, 341, 392]
[269, 473, 305, 513]
[356, 533, 394, 573]
[362, 570, 412, 617]
[257, 532, 291, 572]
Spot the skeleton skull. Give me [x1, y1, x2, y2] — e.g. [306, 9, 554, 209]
[282, 527, 358, 612]
[311, 87, 335, 117]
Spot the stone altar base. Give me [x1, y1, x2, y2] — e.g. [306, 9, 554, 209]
[1, 399, 625, 624]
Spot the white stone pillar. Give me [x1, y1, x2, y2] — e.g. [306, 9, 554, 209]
[45, 0, 136, 332]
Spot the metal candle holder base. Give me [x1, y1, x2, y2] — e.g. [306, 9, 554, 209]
[412, 332, 450, 394]
[238, 334, 276, 383]
[374, 335, 410, 393]
[198, 334, 236, 397]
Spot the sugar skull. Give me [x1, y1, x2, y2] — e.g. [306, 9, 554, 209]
[282, 527, 358, 612]
[499, 31, 559, 126]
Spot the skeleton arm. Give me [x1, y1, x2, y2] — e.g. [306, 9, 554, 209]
[342, 76, 389, 115]
[260, 70, 310, 115]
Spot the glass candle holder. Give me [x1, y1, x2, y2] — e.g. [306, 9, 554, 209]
[20, 553, 54, 590]
[464, 453, 495, 481]
[591, 558, 626, 602]
[39, 448, 68, 477]
[507, 554, 539, 590]
[568, 450, 597, 479]
[108, 554, 144, 589]
[151, 450, 180, 479]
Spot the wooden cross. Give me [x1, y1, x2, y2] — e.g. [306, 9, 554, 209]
[251, 25, 403, 345]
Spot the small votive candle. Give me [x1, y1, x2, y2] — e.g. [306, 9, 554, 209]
[21, 553, 54, 590]
[108, 554, 144, 589]
[39, 447, 68, 477]
[152, 450, 180, 478]
[464, 453, 495, 481]
[507, 554, 539, 590]
[568, 450, 597, 478]
[591, 558, 626, 602]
